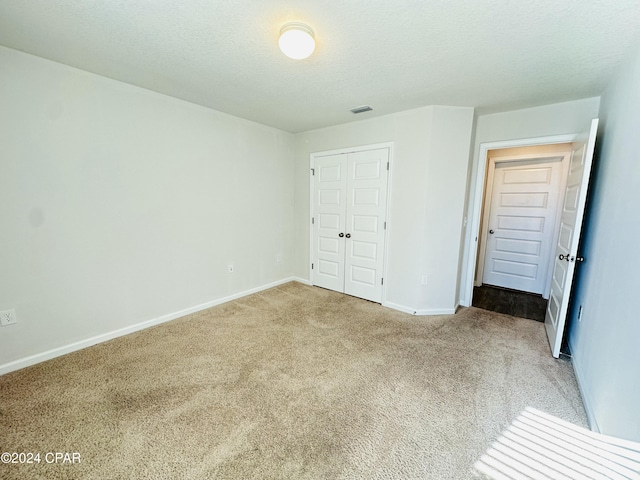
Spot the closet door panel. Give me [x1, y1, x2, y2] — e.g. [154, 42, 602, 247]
[344, 148, 389, 303]
[312, 154, 348, 292]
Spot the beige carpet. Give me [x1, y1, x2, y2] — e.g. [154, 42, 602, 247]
[0, 282, 586, 479]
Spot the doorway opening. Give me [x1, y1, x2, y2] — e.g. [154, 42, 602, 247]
[471, 143, 573, 321]
[462, 120, 598, 357]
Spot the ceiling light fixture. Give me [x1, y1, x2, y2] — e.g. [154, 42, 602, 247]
[279, 22, 315, 60]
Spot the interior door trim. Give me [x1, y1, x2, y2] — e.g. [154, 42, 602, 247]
[461, 134, 581, 308]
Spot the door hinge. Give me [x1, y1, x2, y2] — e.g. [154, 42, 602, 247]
[311, 168, 315, 176]
[387, 162, 389, 171]
[381, 277, 384, 285]
[384, 221, 387, 230]
[312, 217, 315, 225]
[311, 263, 314, 270]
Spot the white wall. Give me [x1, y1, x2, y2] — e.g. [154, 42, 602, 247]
[294, 106, 475, 314]
[568, 42, 640, 441]
[459, 98, 601, 304]
[0, 46, 294, 371]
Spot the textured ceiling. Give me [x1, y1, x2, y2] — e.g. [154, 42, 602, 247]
[1, 1, 639, 133]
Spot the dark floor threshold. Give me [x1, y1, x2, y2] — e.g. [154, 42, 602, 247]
[472, 285, 548, 322]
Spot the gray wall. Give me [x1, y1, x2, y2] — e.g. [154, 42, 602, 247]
[569, 42, 640, 441]
[0, 46, 295, 371]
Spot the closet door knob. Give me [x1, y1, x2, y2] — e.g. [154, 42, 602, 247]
[345, 233, 351, 238]
[338, 233, 344, 237]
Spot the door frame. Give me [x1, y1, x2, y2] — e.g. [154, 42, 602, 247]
[476, 151, 571, 299]
[460, 134, 580, 307]
[309, 142, 394, 303]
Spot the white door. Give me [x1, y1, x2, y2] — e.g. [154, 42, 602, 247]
[313, 153, 348, 292]
[545, 119, 598, 358]
[312, 147, 389, 303]
[482, 158, 564, 294]
[344, 149, 389, 302]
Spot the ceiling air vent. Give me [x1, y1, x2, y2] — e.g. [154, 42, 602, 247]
[350, 105, 373, 114]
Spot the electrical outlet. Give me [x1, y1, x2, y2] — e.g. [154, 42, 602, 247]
[228, 264, 234, 273]
[0, 309, 17, 327]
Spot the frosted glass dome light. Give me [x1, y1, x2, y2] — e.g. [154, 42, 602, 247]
[279, 22, 315, 60]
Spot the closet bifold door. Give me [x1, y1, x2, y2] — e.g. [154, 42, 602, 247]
[312, 147, 389, 303]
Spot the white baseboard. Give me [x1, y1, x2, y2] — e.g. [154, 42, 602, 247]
[383, 301, 456, 316]
[383, 302, 418, 315]
[415, 308, 456, 315]
[290, 276, 311, 285]
[0, 277, 299, 376]
[569, 338, 600, 433]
